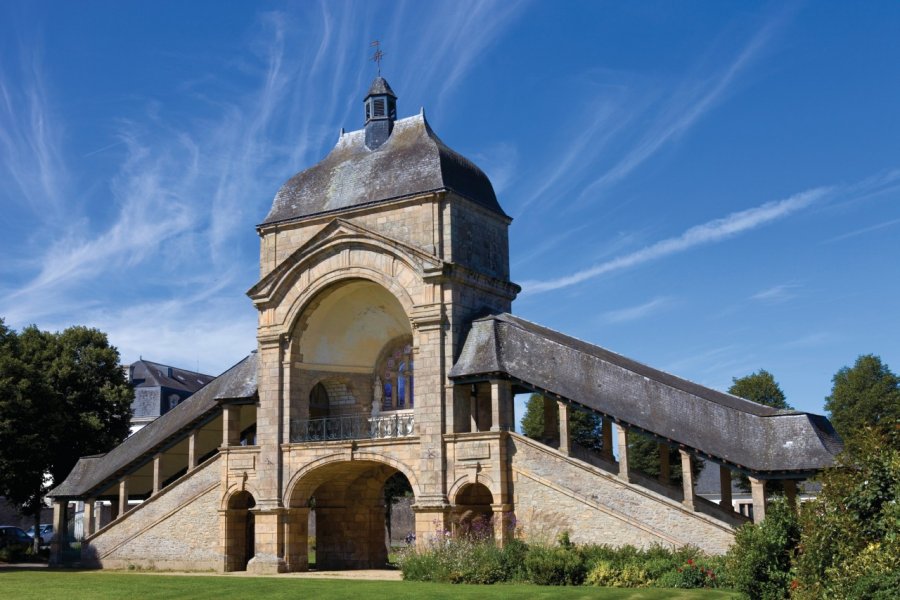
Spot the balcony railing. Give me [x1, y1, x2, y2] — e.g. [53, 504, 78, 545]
[290, 411, 415, 443]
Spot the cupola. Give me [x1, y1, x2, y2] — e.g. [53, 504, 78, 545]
[364, 76, 397, 150]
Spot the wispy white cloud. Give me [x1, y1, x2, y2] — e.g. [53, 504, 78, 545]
[824, 217, 900, 244]
[0, 54, 68, 220]
[574, 17, 783, 206]
[751, 283, 800, 303]
[522, 187, 827, 294]
[782, 332, 832, 349]
[601, 296, 671, 324]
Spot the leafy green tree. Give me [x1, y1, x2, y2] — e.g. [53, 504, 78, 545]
[793, 430, 900, 599]
[725, 497, 800, 600]
[520, 393, 605, 452]
[0, 320, 132, 550]
[825, 354, 900, 448]
[627, 433, 703, 486]
[728, 369, 791, 410]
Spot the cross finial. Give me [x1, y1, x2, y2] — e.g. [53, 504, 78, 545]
[370, 40, 385, 75]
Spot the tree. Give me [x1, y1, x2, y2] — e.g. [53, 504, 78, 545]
[728, 369, 791, 410]
[520, 393, 605, 452]
[0, 320, 132, 551]
[825, 354, 900, 448]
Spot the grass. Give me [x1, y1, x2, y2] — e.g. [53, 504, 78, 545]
[0, 570, 740, 599]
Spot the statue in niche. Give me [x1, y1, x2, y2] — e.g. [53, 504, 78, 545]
[372, 376, 383, 417]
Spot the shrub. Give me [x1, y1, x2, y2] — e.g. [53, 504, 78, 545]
[725, 497, 799, 600]
[585, 560, 648, 587]
[524, 544, 586, 585]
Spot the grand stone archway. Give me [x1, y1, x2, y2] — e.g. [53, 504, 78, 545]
[285, 459, 415, 570]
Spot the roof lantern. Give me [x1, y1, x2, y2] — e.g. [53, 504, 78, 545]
[364, 76, 397, 150]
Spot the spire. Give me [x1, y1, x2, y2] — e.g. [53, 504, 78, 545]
[364, 76, 397, 150]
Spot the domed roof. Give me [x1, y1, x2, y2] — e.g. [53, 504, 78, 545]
[262, 112, 505, 225]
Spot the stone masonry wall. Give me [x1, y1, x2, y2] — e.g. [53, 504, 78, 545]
[83, 456, 222, 571]
[510, 434, 735, 554]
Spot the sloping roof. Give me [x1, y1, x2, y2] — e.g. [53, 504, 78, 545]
[129, 359, 214, 394]
[49, 353, 258, 499]
[366, 76, 396, 98]
[449, 314, 842, 474]
[262, 112, 504, 225]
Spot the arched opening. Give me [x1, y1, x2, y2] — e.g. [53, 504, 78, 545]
[286, 460, 416, 570]
[224, 491, 256, 572]
[290, 280, 415, 441]
[453, 483, 494, 540]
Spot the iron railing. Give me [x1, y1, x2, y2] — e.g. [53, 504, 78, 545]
[290, 411, 415, 443]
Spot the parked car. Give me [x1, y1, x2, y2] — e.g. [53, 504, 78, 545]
[26, 524, 54, 546]
[0, 526, 33, 553]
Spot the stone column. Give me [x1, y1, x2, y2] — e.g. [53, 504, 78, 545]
[542, 396, 559, 446]
[601, 418, 613, 461]
[492, 504, 515, 545]
[679, 450, 695, 509]
[152, 454, 162, 496]
[247, 508, 286, 574]
[719, 465, 733, 509]
[784, 479, 798, 512]
[188, 430, 198, 471]
[658, 443, 671, 484]
[222, 405, 241, 447]
[118, 478, 129, 517]
[95, 502, 103, 532]
[413, 505, 449, 550]
[469, 387, 479, 432]
[749, 477, 767, 522]
[557, 401, 571, 456]
[283, 507, 309, 572]
[490, 380, 511, 432]
[616, 423, 631, 482]
[48, 499, 67, 566]
[83, 499, 96, 538]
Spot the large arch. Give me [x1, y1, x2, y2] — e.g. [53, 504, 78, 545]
[284, 456, 417, 570]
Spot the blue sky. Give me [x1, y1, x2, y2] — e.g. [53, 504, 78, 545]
[1, 1, 898, 417]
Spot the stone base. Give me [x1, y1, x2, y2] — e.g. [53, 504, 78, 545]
[246, 553, 287, 574]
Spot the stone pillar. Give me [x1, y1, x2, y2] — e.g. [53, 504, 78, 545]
[246, 508, 286, 574]
[283, 507, 309, 572]
[542, 396, 559, 445]
[658, 443, 671, 484]
[118, 478, 129, 517]
[188, 430, 198, 471]
[784, 479, 798, 512]
[749, 477, 767, 522]
[492, 504, 515, 545]
[109, 499, 119, 521]
[601, 418, 613, 461]
[719, 465, 733, 509]
[616, 423, 631, 482]
[95, 502, 103, 532]
[83, 499, 96, 538]
[152, 454, 162, 496]
[490, 380, 511, 432]
[48, 499, 67, 566]
[222, 405, 241, 447]
[679, 450, 695, 509]
[413, 505, 449, 550]
[469, 387, 479, 432]
[557, 401, 571, 456]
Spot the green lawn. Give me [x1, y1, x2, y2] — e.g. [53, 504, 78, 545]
[0, 570, 740, 599]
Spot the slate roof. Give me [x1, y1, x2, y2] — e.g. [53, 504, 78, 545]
[449, 314, 842, 475]
[129, 359, 214, 394]
[366, 76, 396, 98]
[262, 112, 505, 225]
[49, 353, 258, 499]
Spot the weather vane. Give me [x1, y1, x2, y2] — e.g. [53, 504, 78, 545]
[370, 40, 385, 76]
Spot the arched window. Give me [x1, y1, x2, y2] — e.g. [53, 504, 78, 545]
[377, 339, 414, 411]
